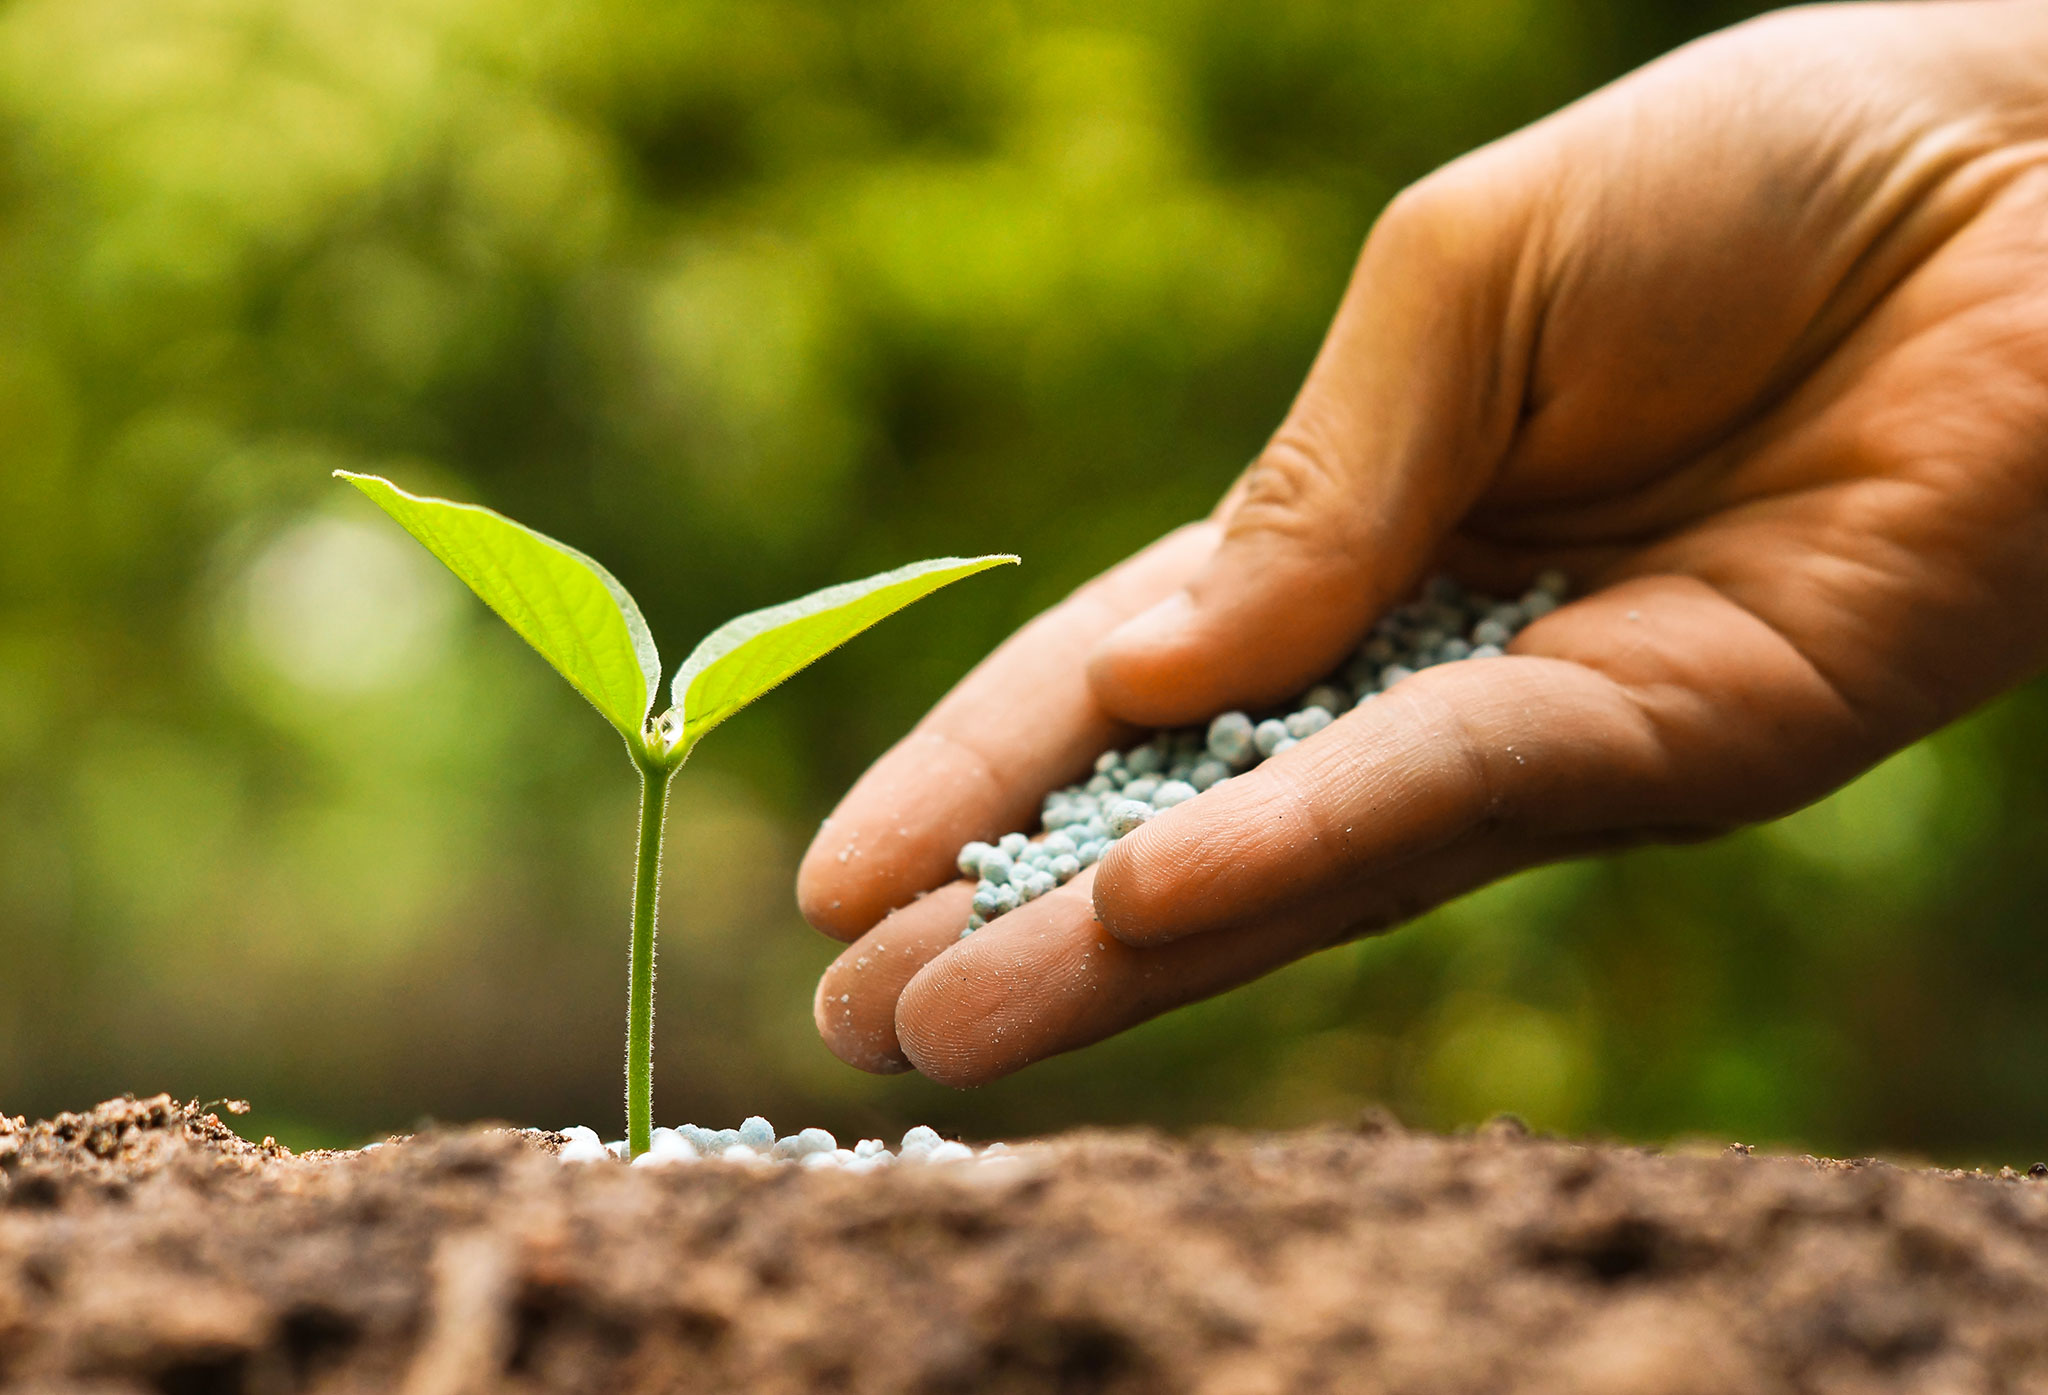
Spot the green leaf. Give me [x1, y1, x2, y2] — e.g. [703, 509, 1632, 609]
[669, 555, 1017, 753]
[336, 471, 662, 745]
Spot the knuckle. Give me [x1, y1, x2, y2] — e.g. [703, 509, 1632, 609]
[1374, 171, 1482, 264]
[1406, 680, 1512, 832]
[1239, 437, 1344, 518]
[1228, 437, 1365, 561]
[1265, 754, 1362, 883]
[1368, 147, 1529, 283]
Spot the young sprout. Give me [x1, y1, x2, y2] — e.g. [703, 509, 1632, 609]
[336, 471, 1015, 1157]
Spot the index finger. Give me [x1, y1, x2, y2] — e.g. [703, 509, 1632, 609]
[796, 522, 1221, 941]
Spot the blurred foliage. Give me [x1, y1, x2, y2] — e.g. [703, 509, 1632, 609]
[3, 0, 2042, 1166]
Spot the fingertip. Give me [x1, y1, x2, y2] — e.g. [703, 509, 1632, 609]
[1088, 824, 1196, 948]
[896, 1025, 994, 1089]
[1086, 589, 1204, 722]
[1081, 522, 1229, 727]
[813, 883, 977, 1073]
[895, 882, 1110, 1088]
[894, 950, 1009, 1089]
[1093, 747, 1340, 947]
[1087, 552, 1385, 729]
[795, 822, 875, 942]
[812, 968, 913, 1074]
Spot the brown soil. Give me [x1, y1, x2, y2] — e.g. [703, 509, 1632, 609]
[3, 1098, 2047, 1395]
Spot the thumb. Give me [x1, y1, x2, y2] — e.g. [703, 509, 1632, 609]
[1089, 169, 1539, 726]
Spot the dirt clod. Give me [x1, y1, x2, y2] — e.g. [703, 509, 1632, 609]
[2, 1096, 2046, 1393]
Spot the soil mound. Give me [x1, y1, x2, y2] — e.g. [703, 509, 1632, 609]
[3, 1096, 2046, 1393]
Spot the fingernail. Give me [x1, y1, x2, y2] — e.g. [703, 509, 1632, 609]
[1103, 588, 1196, 659]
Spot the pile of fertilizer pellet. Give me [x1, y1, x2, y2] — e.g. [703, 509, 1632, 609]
[955, 571, 1568, 936]
[553, 1119, 1008, 1171]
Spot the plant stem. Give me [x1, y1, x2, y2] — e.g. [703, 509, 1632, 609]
[626, 756, 675, 1159]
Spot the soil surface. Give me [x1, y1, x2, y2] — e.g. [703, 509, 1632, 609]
[3, 1097, 2047, 1394]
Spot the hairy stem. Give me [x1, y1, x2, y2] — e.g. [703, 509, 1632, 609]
[626, 757, 675, 1158]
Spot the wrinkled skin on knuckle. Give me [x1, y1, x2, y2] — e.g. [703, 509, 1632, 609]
[1217, 434, 1389, 590]
[1226, 435, 1356, 540]
[1518, 579, 1872, 831]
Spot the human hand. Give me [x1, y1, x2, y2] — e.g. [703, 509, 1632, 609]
[798, 1, 2048, 1085]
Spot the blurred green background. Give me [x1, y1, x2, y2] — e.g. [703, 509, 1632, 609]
[3, 0, 2043, 1166]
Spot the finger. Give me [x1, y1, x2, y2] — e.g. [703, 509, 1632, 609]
[812, 881, 974, 1074]
[1090, 183, 2048, 952]
[1093, 574, 1866, 947]
[1088, 159, 1542, 727]
[796, 523, 1220, 941]
[893, 829, 1604, 1088]
[885, 576, 1854, 1084]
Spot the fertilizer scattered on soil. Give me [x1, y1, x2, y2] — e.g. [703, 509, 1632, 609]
[957, 572, 1566, 936]
[553, 1118, 1006, 1171]
[5, 1096, 2048, 1395]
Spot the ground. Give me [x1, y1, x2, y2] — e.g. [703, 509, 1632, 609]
[2, 1097, 2046, 1394]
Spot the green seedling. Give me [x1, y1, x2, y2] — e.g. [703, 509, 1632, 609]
[336, 471, 1015, 1157]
